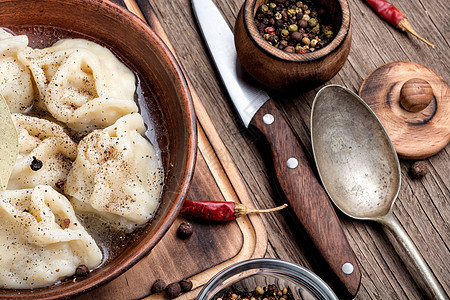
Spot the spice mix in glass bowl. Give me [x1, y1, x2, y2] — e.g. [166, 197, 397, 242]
[196, 258, 338, 300]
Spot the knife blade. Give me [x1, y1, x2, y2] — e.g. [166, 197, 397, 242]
[192, 0, 361, 297]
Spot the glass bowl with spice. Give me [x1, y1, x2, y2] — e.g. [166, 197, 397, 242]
[196, 258, 338, 300]
[234, 0, 351, 91]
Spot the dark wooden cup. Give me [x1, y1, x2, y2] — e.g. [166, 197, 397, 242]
[0, 0, 197, 298]
[234, 0, 352, 91]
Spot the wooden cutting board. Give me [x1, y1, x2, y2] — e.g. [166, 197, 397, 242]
[76, 1, 268, 299]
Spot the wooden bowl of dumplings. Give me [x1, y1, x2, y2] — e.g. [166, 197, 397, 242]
[0, 0, 197, 298]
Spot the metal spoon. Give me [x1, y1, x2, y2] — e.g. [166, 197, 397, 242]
[310, 85, 447, 300]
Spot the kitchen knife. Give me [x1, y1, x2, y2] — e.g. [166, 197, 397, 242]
[191, 0, 361, 297]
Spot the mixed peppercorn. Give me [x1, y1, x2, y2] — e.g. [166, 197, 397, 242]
[30, 156, 43, 171]
[177, 221, 194, 239]
[409, 161, 428, 179]
[150, 278, 193, 299]
[255, 0, 334, 53]
[217, 284, 296, 300]
[75, 265, 89, 277]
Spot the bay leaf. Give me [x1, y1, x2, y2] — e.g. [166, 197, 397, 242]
[0, 93, 18, 191]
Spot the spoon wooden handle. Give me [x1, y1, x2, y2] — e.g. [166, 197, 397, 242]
[250, 99, 361, 297]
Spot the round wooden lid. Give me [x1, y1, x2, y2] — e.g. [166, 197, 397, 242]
[359, 61, 449, 159]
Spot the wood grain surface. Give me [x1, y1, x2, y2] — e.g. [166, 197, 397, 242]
[108, 0, 447, 299]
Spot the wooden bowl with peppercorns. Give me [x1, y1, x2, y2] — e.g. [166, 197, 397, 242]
[234, 0, 351, 91]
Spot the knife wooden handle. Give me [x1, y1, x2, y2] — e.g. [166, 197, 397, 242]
[250, 98, 361, 297]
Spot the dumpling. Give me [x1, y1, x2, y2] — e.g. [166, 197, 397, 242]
[49, 39, 136, 101]
[17, 38, 138, 134]
[65, 113, 163, 231]
[7, 113, 77, 190]
[0, 28, 34, 112]
[16, 46, 68, 107]
[0, 185, 102, 289]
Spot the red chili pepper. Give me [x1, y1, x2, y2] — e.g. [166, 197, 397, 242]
[180, 200, 287, 221]
[364, 0, 434, 48]
[265, 27, 275, 34]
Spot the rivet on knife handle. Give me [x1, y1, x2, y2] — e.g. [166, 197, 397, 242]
[250, 99, 361, 297]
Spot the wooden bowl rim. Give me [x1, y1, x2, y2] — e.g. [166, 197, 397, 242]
[0, 0, 197, 298]
[242, 0, 351, 62]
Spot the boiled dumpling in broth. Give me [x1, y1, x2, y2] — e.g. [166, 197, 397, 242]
[0, 28, 165, 289]
[65, 113, 163, 232]
[0, 185, 102, 289]
[7, 113, 77, 190]
[16, 45, 70, 109]
[49, 38, 136, 101]
[0, 28, 34, 112]
[18, 38, 138, 134]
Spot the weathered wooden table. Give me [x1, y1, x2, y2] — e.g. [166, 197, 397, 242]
[87, 0, 449, 299]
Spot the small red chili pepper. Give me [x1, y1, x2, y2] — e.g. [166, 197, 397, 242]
[364, 0, 434, 48]
[180, 200, 287, 221]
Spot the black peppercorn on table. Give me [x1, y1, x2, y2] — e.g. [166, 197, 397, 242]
[78, 0, 449, 299]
